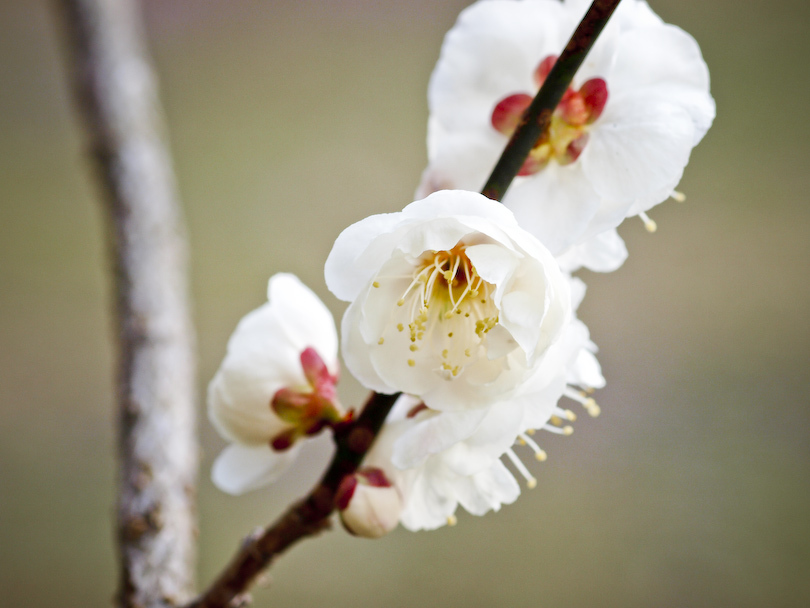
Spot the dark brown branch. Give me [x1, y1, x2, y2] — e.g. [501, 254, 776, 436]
[187, 392, 400, 608]
[56, 1, 198, 606]
[189, 2, 623, 606]
[481, 0, 622, 201]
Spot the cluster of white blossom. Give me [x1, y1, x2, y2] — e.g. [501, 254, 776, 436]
[207, 0, 713, 537]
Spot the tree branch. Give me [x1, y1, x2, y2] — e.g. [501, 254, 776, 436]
[189, 1, 622, 606]
[56, 1, 198, 606]
[187, 392, 400, 608]
[481, 0, 622, 201]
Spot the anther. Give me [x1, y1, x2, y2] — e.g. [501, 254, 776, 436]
[372, 281, 380, 288]
[535, 449, 547, 462]
[564, 387, 601, 416]
[378, 337, 384, 345]
[584, 398, 601, 417]
[639, 211, 657, 233]
[407, 359, 415, 367]
[519, 433, 547, 462]
[447, 514, 458, 526]
[671, 190, 686, 203]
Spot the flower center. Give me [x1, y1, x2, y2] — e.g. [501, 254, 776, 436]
[270, 347, 342, 450]
[394, 244, 499, 378]
[490, 55, 608, 175]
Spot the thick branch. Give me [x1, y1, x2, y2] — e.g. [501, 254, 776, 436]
[189, 2, 622, 606]
[481, 0, 622, 201]
[56, 1, 198, 606]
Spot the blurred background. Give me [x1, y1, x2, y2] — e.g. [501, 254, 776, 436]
[1, 0, 808, 606]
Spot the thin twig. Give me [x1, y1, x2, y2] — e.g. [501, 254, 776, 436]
[189, 2, 622, 606]
[56, 1, 198, 606]
[481, 0, 622, 201]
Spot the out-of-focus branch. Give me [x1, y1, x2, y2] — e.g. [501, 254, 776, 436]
[56, 1, 198, 606]
[187, 392, 400, 608]
[481, 0, 622, 201]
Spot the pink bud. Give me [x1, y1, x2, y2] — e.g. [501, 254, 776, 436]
[268, 347, 343, 451]
[300, 347, 331, 389]
[491, 93, 533, 136]
[559, 92, 589, 126]
[516, 153, 546, 176]
[564, 133, 589, 164]
[336, 468, 402, 539]
[270, 429, 296, 452]
[579, 78, 608, 123]
[533, 54, 558, 88]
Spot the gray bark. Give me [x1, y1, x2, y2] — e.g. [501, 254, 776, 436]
[56, 1, 198, 606]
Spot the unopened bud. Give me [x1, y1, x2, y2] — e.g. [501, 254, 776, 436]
[336, 468, 402, 539]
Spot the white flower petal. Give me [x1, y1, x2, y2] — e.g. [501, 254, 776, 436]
[268, 273, 338, 371]
[440, 402, 525, 476]
[556, 228, 628, 273]
[421, 122, 503, 193]
[429, 0, 569, 132]
[459, 460, 520, 515]
[392, 408, 489, 470]
[340, 295, 393, 394]
[324, 211, 407, 301]
[211, 443, 302, 495]
[583, 95, 695, 205]
[399, 468, 457, 531]
[607, 24, 715, 144]
[208, 370, 285, 445]
[503, 163, 602, 255]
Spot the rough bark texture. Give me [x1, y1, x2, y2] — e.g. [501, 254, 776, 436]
[56, 1, 198, 606]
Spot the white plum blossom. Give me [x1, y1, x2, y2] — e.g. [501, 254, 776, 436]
[325, 189, 571, 413]
[418, 0, 715, 262]
[208, 273, 342, 495]
[362, 278, 605, 531]
[555, 227, 627, 274]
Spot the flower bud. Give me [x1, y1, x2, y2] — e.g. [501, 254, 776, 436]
[336, 468, 402, 539]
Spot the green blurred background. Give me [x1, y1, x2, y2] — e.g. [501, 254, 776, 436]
[1, 1, 808, 606]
